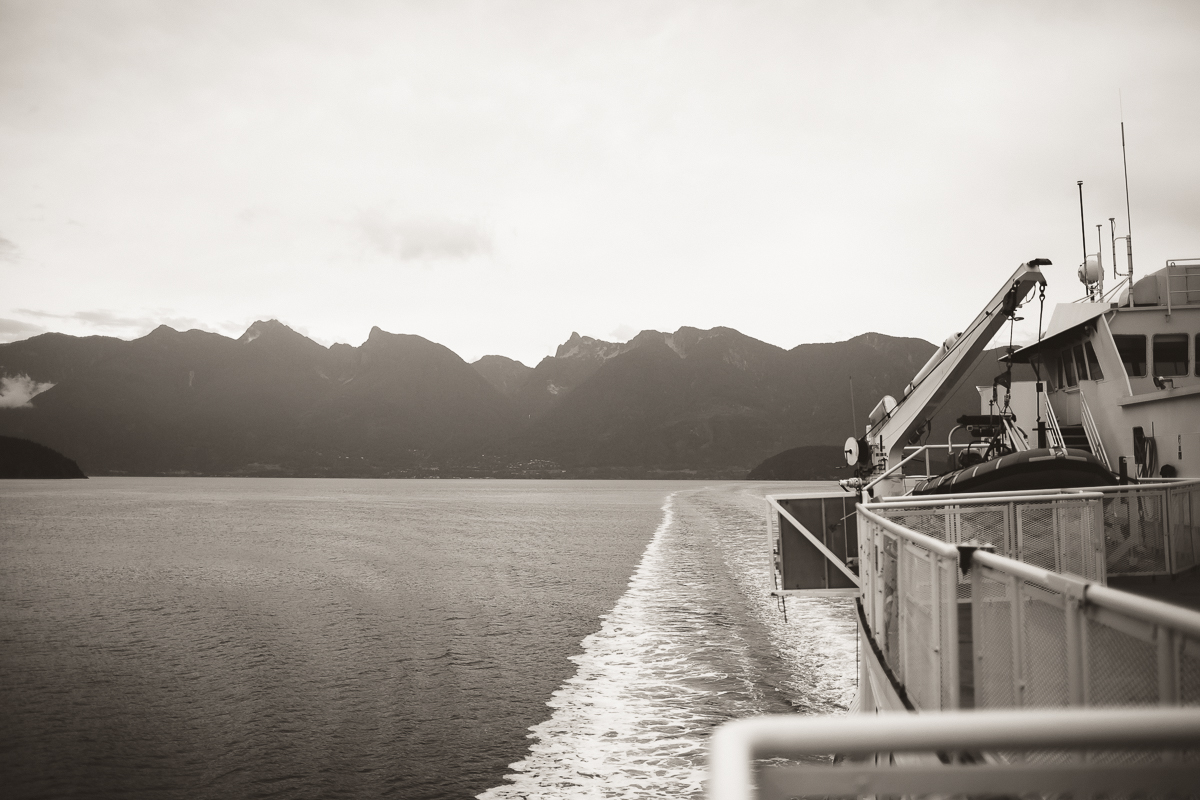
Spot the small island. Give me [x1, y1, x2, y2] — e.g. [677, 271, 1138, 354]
[0, 436, 87, 479]
[746, 445, 846, 481]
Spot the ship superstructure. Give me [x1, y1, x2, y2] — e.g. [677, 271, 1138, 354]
[708, 253, 1200, 798]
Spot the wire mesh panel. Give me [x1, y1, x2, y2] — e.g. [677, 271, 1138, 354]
[856, 506, 960, 711]
[1085, 611, 1159, 707]
[1168, 482, 1200, 573]
[899, 542, 938, 709]
[972, 550, 1200, 713]
[876, 495, 1103, 589]
[973, 569, 1017, 708]
[1183, 639, 1200, 705]
[1104, 489, 1169, 575]
[973, 566, 1074, 709]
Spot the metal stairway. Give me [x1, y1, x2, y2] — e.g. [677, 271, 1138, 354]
[1060, 424, 1092, 453]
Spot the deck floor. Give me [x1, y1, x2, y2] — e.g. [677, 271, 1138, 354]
[1107, 567, 1200, 612]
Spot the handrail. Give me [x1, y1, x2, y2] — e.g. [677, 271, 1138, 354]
[857, 503, 962, 558]
[709, 708, 1200, 800]
[1042, 393, 1066, 453]
[864, 444, 938, 494]
[1079, 390, 1111, 469]
[868, 490, 1104, 511]
[1087, 582, 1200, 640]
[1164, 258, 1200, 316]
[1003, 416, 1030, 451]
[876, 478, 1200, 503]
[973, 549, 1089, 593]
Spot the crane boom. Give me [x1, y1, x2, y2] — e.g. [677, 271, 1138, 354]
[867, 259, 1048, 496]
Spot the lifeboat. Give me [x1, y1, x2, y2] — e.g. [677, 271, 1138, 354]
[911, 447, 1117, 495]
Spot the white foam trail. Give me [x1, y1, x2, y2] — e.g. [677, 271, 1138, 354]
[479, 486, 856, 800]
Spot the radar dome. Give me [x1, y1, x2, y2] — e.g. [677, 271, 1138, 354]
[1078, 255, 1102, 285]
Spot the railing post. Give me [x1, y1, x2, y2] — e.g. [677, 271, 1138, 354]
[1091, 498, 1106, 582]
[1065, 585, 1085, 706]
[1010, 574, 1026, 707]
[972, 558, 986, 708]
[898, 537, 908, 689]
[929, 547, 942, 710]
[1157, 626, 1179, 705]
[943, 552, 960, 710]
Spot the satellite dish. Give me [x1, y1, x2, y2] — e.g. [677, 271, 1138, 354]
[844, 436, 860, 466]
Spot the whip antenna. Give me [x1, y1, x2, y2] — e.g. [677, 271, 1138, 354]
[849, 376, 857, 436]
[1120, 92, 1135, 285]
[1077, 181, 1088, 266]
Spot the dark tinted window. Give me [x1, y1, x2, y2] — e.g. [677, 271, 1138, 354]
[1072, 344, 1088, 380]
[1062, 350, 1077, 387]
[1084, 340, 1104, 380]
[1040, 356, 1057, 390]
[1154, 334, 1189, 377]
[1114, 335, 1146, 376]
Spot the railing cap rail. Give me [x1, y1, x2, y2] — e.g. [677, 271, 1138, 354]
[868, 491, 1104, 510]
[857, 503, 961, 558]
[708, 707, 1200, 800]
[1086, 583, 1200, 639]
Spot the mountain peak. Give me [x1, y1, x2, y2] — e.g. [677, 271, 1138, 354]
[554, 332, 633, 361]
[236, 320, 323, 354]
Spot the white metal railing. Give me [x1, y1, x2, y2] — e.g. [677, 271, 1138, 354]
[857, 499, 1200, 715]
[869, 491, 1107, 590]
[902, 443, 950, 478]
[864, 444, 942, 494]
[1078, 390, 1111, 469]
[857, 505, 960, 711]
[1167, 479, 1200, 573]
[874, 480, 1200, 578]
[708, 707, 1200, 800]
[1165, 257, 1200, 315]
[1042, 393, 1066, 452]
[971, 548, 1200, 710]
[1003, 415, 1030, 451]
[1092, 480, 1200, 576]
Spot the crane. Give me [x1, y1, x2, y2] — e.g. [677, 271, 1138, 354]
[845, 259, 1049, 498]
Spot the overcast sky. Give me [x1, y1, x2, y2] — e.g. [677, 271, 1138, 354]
[2, 0, 1198, 366]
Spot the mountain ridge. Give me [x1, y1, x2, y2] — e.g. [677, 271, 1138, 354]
[0, 322, 1028, 478]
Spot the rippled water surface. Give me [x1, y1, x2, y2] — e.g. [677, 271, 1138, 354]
[1, 478, 855, 799]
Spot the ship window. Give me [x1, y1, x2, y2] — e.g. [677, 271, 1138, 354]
[1084, 340, 1104, 380]
[1114, 334, 1146, 377]
[1153, 334, 1189, 377]
[1062, 350, 1078, 387]
[1072, 344, 1088, 380]
[1040, 356, 1058, 390]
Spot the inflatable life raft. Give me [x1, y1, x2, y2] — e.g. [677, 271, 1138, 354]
[911, 447, 1117, 496]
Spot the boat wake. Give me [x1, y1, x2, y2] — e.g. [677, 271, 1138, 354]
[478, 484, 856, 799]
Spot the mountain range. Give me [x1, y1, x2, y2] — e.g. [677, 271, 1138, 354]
[0, 322, 1030, 478]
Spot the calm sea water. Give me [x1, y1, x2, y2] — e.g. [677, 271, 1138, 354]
[0, 478, 855, 799]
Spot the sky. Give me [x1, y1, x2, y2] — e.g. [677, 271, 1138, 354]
[1, 0, 1198, 366]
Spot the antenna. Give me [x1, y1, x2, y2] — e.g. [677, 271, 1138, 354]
[1120, 110, 1135, 286]
[1110, 217, 1117, 278]
[849, 376, 857, 436]
[1077, 181, 1088, 267]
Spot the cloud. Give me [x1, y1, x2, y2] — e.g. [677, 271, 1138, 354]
[0, 318, 45, 338]
[359, 215, 492, 261]
[0, 374, 55, 408]
[609, 323, 638, 342]
[17, 308, 154, 328]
